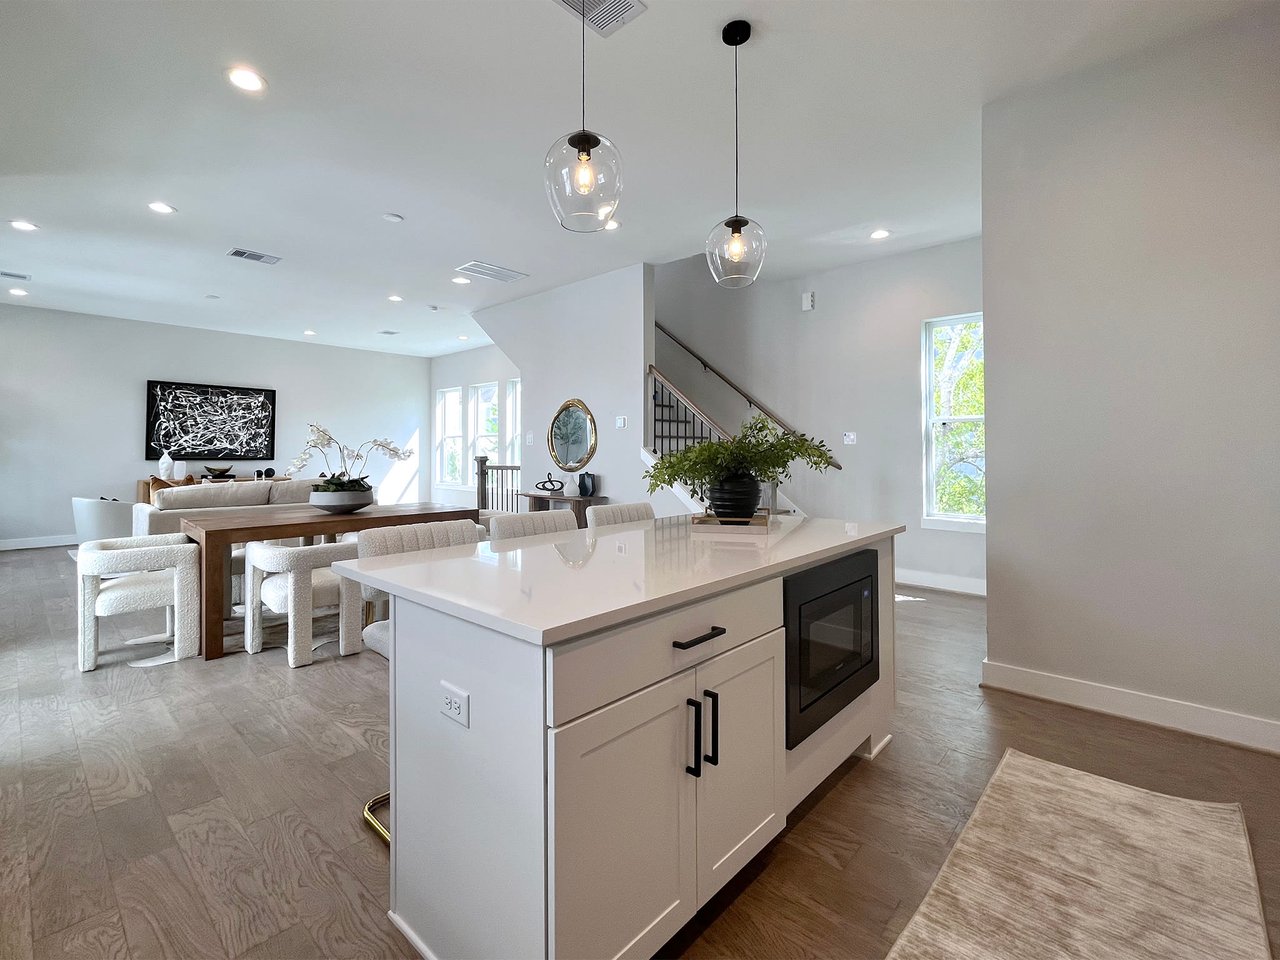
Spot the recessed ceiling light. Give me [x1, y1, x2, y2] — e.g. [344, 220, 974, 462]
[148, 201, 177, 214]
[9, 288, 29, 296]
[457, 335, 469, 341]
[303, 329, 317, 336]
[204, 294, 221, 300]
[9, 220, 38, 232]
[382, 213, 404, 223]
[378, 329, 400, 336]
[387, 295, 403, 302]
[604, 219, 620, 231]
[451, 276, 471, 285]
[227, 67, 267, 93]
[869, 228, 891, 240]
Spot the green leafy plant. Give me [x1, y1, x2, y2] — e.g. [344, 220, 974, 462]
[644, 415, 836, 496]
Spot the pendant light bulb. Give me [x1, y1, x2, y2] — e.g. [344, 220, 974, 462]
[544, 1, 622, 231]
[706, 20, 766, 288]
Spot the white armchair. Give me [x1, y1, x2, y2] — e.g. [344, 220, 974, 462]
[489, 510, 578, 542]
[585, 502, 655, 529]
[245, 540, 358, 668]
[77, 534, 200, 672]
[338, 519, 483, 659]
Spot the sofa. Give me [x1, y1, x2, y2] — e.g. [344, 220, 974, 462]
[132, 478, 320, 536]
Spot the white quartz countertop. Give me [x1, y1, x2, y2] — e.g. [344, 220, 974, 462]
[333, 515, 904, 646]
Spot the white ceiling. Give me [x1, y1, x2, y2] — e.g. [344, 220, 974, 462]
[0, 0, 1247, 357]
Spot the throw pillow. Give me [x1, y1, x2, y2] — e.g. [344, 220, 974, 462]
[149, 474, 197, 500]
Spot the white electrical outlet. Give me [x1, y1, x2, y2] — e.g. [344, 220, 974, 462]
[801, 291, 815, 312]
[440, 681, 470, 728]
[843, 432, 857, 445]
[525, 430, 534, 446]
[615, 416, 627, 429]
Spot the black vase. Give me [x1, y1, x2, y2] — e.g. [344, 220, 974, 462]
[577, 472, 596, 496]
[706, 473, 761, 520]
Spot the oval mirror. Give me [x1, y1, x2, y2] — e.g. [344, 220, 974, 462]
[548, 398, 597, 471]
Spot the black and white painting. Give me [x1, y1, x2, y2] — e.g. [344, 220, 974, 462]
[145, 380, 276, 460]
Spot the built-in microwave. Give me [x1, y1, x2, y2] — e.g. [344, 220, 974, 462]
[784, 550, 879, 749]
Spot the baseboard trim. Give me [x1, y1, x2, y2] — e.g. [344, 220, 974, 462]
[981, 658, 1279, 755]
[388, 911, 440, 960]
[0, 534, 77, 552]
[896, 568, 986, 597]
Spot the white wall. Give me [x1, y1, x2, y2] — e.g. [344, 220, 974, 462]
[474, 265, 653, 505]
[0, 304, 431, 547]
[654, 239, 985, 593]
[427, 344, 520, 506]
[983, 7, 1280, 748]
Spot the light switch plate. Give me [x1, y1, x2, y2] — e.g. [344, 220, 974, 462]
[525, 431, 534, 446]
[615, 416, 627, 429]
[440, 681, 470, 728]
[801, 291, 815, 312]
[843, 432, 857, 445]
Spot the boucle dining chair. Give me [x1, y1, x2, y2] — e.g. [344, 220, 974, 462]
[489, 509, 578, 543]
[338, 519, 483, 659]
[244, 540, 358, 668]
[584, 502, 655, 529]
[77, 533, 200, 671]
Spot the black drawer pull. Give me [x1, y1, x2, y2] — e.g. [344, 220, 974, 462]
[686, 698, 703, 778]
[672, 625, 727, 650]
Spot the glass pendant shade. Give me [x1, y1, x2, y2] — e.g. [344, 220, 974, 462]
[705, 216, 766, 288]
[544, 129, 622, 233]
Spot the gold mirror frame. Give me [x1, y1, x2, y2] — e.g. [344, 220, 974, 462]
[547, 398, 598, 472]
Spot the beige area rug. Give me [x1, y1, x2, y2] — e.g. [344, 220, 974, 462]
[887, 749, 1272, 960]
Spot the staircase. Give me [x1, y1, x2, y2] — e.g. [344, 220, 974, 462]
[645, 323, 841, 517]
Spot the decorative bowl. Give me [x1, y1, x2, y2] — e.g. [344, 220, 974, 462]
[204, 465, 232, 477]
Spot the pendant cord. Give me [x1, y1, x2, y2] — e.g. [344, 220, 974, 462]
[581, 0, 586, 133]
[733, 42, 740, 217]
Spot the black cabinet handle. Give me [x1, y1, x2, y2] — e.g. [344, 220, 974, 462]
[673, 625, 727, 651]
[703, 689, 719, 766]
[686, 698, 702, 778]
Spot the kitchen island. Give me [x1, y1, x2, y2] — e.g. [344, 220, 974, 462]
[334, 514, 904, 960]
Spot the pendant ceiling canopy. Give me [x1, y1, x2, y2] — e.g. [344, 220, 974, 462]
[545, 1, 622, 233]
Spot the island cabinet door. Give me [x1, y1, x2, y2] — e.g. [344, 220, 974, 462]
[548, 670, 699, 960]
[694, 628, 786, 906]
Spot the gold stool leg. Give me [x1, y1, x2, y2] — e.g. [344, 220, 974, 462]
[363, 791, 391, 845]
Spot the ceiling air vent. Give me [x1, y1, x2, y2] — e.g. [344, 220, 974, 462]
[226, 248, 282, 264]
[0, 271, 32, 282]
[454, 261, 529, 283]
[551, 0, 646, 37]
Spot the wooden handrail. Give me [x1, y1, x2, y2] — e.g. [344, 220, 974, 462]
[648, 366, 731, 440]
[653, 322, 842, 470]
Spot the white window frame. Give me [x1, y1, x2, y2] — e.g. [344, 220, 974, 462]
[505, 379, 522, 465]
[467, 382, 501, 483]
[922, 313, 985, 533]
[435, 386, 465, 488]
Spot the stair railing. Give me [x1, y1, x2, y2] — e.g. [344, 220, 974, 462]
[475, 456, 520, 513]
[648, 366, 729, 459]
[654, 321, 841, 469]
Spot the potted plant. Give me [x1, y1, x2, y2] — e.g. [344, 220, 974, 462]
[287, 424, 413, 514]
[644, 415, 837, 520]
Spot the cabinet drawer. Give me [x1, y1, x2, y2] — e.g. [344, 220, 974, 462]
[546, 579, 782, 726]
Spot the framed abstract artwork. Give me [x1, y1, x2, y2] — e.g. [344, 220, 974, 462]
[145, 380, 276, 460]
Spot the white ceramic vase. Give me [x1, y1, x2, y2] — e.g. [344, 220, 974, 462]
[157, 451, 175, 480]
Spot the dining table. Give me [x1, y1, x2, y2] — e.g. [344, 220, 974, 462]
[180, 501, 480, 659]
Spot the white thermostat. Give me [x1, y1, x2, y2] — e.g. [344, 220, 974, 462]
[440, 681, 470, 728]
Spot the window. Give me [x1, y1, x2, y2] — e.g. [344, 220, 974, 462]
[469, 382, 500, 481]
[506, 379, 522, 465]
[923, 314, 985, 528]
[436, 387, 463, 486]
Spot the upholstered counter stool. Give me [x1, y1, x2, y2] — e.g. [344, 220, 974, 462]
[584, 501, 656, 529]
[244, 540, 359, 668]
[77, 533, 200, 671]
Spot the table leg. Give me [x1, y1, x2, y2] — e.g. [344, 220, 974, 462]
[572, 501, 588, 529]
[529, 496, 548, 512]
[201, 537, 229, 660]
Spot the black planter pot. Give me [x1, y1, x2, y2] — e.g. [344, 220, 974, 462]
[706, 473, 761, 520]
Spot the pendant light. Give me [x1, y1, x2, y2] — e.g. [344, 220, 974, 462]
[706, 20, 766, 288]
[544, 1, 622, 232]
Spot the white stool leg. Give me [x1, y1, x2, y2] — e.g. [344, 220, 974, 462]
[286, 570, 315, 668]
[245, 565, 266, 655]
[78, 575, 100, 672]
[165, 605, 175, 638]
[338, 578, 365, 657]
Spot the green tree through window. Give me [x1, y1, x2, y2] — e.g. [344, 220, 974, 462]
[925, 315, 985, 519]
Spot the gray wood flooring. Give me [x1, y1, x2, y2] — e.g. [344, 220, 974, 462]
[2, 548, 1276, 959]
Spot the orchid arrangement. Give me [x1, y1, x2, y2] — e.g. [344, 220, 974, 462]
[287, 423, 413, 493]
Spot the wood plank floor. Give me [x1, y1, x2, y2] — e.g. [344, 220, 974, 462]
[2, 548, 1276, 959]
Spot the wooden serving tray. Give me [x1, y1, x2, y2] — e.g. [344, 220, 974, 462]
[690, 510, 772, 533]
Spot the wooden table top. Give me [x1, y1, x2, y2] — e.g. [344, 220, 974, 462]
[180, 502, 480, 540]
[517, 492, 608, 504]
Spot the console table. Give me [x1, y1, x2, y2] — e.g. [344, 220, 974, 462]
[517, 492, 607, 529]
